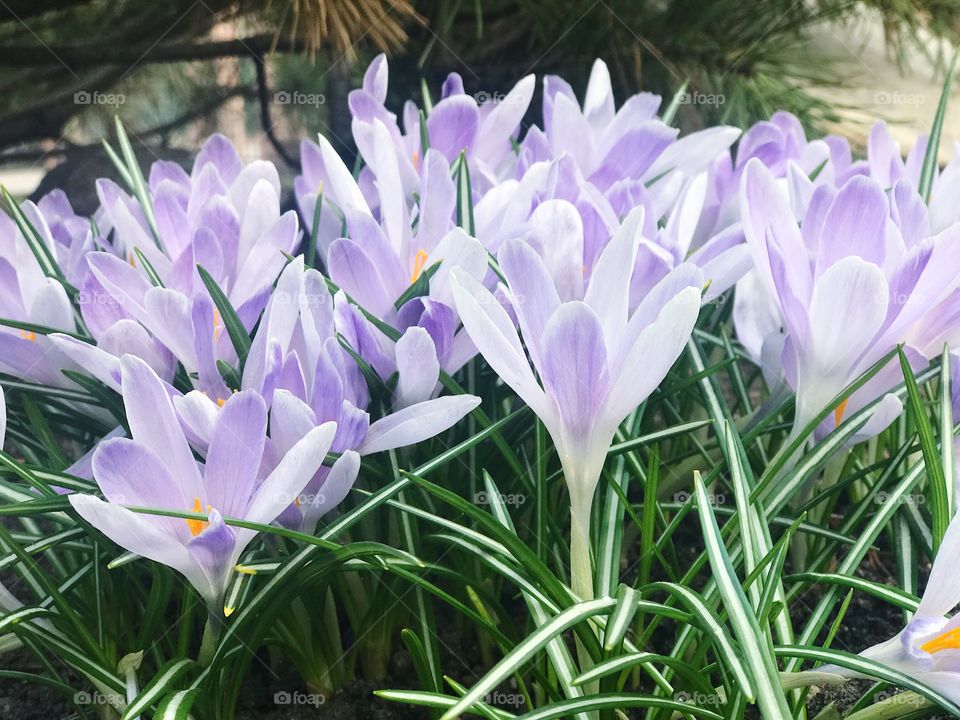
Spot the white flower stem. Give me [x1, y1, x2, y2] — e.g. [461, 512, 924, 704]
[569, 499, 594, 602]
[569, 487, 599, 699]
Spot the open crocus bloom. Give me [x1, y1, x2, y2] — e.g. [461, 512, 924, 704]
[740, 158, 960, 442]
[167, 258, 481, 532]
[70, 355, 337, 607]
[452, 207, 702, 599]
[827, 514, 960, 701]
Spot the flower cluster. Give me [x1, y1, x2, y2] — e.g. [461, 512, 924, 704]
[2, 54, 960, 706]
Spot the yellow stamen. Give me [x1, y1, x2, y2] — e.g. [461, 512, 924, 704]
[19, 330, 36, 342]
[186, 497, 209, 537]
[213, 308, 222, 343]
[412, 150, 420, 170]
[215, 390, 237, 408]
[411, 249, 429, 283]
[223, 606, 235, 617]
[921, 627, 960, 654]
[234, 565, 258, 576]
[834, 397, 850, 427]
[128, 252, 136, 267]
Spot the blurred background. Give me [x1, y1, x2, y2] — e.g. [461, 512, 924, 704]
[2, 0, 959, 206]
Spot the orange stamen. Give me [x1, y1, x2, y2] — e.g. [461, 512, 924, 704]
[834, 398, 850, 427]
[410, 249, 429, 283]
[19, 330, 36, 342]
[412, 150, 420, 170]
[128, 252, 136, 267]
[921, 627, 960, 654]
[186, 497, 210, 537]
[213, 308, 222, 342]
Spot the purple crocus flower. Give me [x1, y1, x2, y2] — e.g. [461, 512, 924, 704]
[47, 135, 297, 399]
[451, 212, 702, 599]
[739, 158, 960, 441]
[523, 60, 740, 192]
[296, 54, 534, 257]
[171, 259, 481, 532]
[0, 196, 91, 388]
[69, 355, 337, 607]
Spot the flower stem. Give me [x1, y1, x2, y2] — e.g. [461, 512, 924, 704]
[569, 502, 594, 602]
[198, 614, 221, 667]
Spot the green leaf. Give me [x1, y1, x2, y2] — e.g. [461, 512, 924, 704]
[919, 51, 960, 202]
[693, 472, 791, 715]
[121, 659, 196, 720]
[513, 694, 723, 720]
[899, 348, 949, 551]
[196, 265, 252, 367]
[153, 688, 201, 720]
[662, 81, 689, 126]
[438, 598, 618, 720]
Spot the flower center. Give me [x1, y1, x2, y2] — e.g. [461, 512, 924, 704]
[410, 249, 429, 283]
[921, 626, 960, 654]
[186, 497, 213, 537]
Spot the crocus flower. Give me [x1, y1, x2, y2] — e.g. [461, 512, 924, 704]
[452, 209, 702, 599]
[53, 135, 298, 397]
[523, 59, 740, 194]
[297, 53, 534, 257]
[70, 355, 337, 606]
[173, 259, 481, 532]
[0, 197, 89, 388]
[739, 158, 960, 442]
[827, 512, 960, 702]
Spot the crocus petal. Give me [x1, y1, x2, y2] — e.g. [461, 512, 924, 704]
[395, 327, 440, 408]
[603, 286, 702, 424]
[450, 269, 550, 420]
[427, 96, 480, 162]
[301, 451, 361, 532]
[119, 355, 203, 500]
[359, 395, 480, 455]
[538, 302, 609, 440]
[187, 509, 236, 603]
[91, 438, 187, 532]
[243, 421, 337, 533]
[497, 238, 561, 372]
[69, 495, 208, 599]
[584, 206, 643, 342]
[204, 391, 268, 519]
[917, 511, 960, 618]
